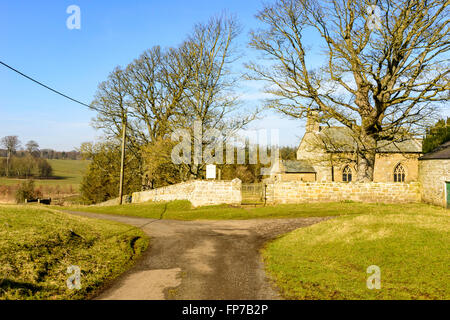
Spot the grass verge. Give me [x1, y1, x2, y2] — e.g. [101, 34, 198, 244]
[66, 200, 442, 221]
[262, 206, 449, 299]
[0, 205, 148, 300]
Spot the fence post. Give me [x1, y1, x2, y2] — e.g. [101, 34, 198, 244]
[264, 184, 267, 206]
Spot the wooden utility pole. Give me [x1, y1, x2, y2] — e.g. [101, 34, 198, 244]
[118, 114, 127, 205]
[6, 150, 10, 177]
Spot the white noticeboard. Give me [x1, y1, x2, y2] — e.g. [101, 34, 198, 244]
[206, 164, 216, 180]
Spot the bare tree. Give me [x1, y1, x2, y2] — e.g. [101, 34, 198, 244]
[1, 135, 21, 177]
[25, 140, 40, 156]
[91, 67, 130, 142]
[125, 46, 190, 143]
[91, 14, 255, 185]
[90, 48, 187, 190]
[91, 46, 191, 151]
[176, 13, 255, 177]
[248, 0, 449, 181]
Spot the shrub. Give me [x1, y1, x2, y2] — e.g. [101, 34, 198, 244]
[80, 142, 142, 204]
[10, 156, 35, 178]
[15, 180, 42, 204]
[37, 158, 53, 178]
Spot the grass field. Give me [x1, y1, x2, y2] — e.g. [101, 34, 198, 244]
[0, 159, 89, 188]
[0, 205, 148, 300]
[66, 200, 441, 221]
[262, 205, 449, 300]
[0, 159, 90, 203]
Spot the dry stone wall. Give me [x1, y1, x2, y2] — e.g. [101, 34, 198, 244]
[133, 179, 420, 207]
[132, 179, 242, 207]
[265, 181, 421, 204]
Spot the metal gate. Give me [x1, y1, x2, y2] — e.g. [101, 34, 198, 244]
[241, 183, 266, 205]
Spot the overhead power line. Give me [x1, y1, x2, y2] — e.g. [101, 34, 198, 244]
[1, 60, 127, 206]
[0, 60, 93, 109]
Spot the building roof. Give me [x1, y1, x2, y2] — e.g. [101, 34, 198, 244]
[419, 141, 450, 160]
[317, 127, 422, 153]
[282, 160, 316, 173]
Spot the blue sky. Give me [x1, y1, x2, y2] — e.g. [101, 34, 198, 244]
[1, 1, 447, 150]
[1, 0, 308, 150]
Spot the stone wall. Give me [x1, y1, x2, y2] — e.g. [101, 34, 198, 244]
[132, 179, 242, 207]
[265, 181, 421, 204]
[132, 179, 423, 207]
[419, 159, 450, 207]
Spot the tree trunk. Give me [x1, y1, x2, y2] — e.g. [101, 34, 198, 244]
[356, 152, 376, 182]
[356, 132, 376, 182]
[6, 150, 10, 177]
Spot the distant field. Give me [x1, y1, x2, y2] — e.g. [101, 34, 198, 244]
[0, 205, 148, 299]
[0, 159, 89, 188]
[48, 159, 90, 185]
[0, 159, 90, 203]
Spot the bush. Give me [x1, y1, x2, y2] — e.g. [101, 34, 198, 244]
[80, 142, 142, 204]
[37, 158, 53, 178]
[15, 180, 42, 204]
[10, 156, 35, 178]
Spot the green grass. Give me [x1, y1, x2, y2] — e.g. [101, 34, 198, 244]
[0, 205, 148, 300]
[66, 200, 440, 221]
[0, 159, 89, 188]
[67, 200, 358, 220]
[262, 205, 449, 300]
[48, 159, 89, 185]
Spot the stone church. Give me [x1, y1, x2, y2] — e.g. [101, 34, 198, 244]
[270, 113, 423, 183]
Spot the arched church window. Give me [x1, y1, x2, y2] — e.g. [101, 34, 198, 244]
[394, 164, 406, 183]
[343, 166, 352, 182]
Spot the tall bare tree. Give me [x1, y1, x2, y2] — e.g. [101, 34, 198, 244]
[1, 136, 21, 177]
[90, 47, 190, 192]
[248, 0, 449, 181]
[91, 67, 131, 143]
[91, 46, 190, 150]
[125, 46, 190, 143]
[25, 140, 40, 156]
[91, 14, 255, 187]
[176, 13, 256, 177]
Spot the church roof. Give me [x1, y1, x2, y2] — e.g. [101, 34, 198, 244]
[282, 160, 316, 173]
[419, 141, 450, 160]
[317, 127, 422, 153]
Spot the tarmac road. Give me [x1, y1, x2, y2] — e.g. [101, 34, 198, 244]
[68, 211, 329, 300]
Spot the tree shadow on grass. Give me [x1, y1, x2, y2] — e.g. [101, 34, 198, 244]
[35, 176, 70, 181]
[0, 278, 43, 295]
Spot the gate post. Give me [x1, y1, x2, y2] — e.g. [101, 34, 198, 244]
[264, 184, 267, 206]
